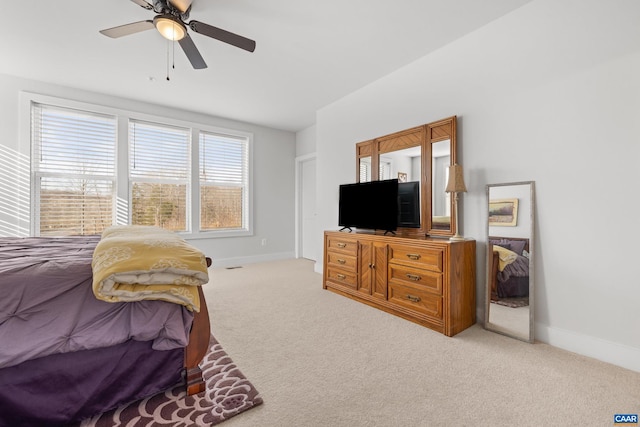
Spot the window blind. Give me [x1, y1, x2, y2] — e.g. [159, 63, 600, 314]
[359, 160, 370, 182]
[31, 103, 116, 236]
[380, 160, 391, 180]
[129, 120, 190, 231]
[199, 131, 248, 231]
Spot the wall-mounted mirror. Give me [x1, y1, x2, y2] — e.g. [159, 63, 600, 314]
[485, 181, 535, 342]
[379, 146, 421, 182]
[359, 156, 372, 182]
[430, 139, 451, 233]
[356, 140, 373, 183]
[425, 117, 456, 237]
[354, 117, 457, 237]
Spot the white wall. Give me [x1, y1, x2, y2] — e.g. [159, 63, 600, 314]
[295, 124, 316, 157]
[0, 73, 296, 267]
[315, 0, 640, 372]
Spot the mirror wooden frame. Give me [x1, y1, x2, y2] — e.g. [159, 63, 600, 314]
[484, 181, 535, 343]
[355, 116, 457, 237]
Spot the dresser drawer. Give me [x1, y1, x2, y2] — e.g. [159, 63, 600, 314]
[388, 281, 443, 319]
[388, 265, 442, 295]
[326, 267, 357, 289]
[326, 252, 357, 272]
[389, 244, 444, 272]
[326, 236, 357, 256]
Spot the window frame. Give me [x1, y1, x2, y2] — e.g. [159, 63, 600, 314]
[198, 130, 251, 235]
[22, 92, 254, 239]
[30, 101, 118, 237]
[128, 119, 192, 233]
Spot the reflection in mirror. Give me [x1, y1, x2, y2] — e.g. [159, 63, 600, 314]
[378, 146, 421, 182]
[485, 181, 535, 343]
[431, 139, 451, 231]
[359, 156, 372, 182]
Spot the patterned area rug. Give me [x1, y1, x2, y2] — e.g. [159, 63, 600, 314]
[492, 297, 529, 308]
[80, 336, 262, 426]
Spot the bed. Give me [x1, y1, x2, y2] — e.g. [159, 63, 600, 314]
[0, 227, 212, 426]
[489, 236, 530, 302]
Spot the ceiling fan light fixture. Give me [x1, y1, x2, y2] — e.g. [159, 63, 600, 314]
[154, 16, 186, 41]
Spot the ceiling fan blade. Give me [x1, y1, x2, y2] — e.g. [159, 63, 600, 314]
[169, 0, 193, 14]
[178, 34, 207, 69]
[189, 20, 256, 52]
[100, 20, 154, 38]
[130, 0, 153, 10]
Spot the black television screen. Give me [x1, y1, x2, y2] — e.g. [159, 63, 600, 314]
[398, 181, 420, 228]
[339, 179, 399, 232]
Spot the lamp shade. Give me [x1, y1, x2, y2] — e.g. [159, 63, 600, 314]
[154, 16, 186, 41]
[445, 164, 467, 193]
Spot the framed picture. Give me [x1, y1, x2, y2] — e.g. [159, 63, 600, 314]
[488, 198, 519, 226]
[397, 172, 407, 183]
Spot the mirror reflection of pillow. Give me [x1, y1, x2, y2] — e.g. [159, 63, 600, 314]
[493, 245, 518, 271]
[509, 240, 527, 256]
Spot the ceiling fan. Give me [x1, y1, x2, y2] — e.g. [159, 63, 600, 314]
[100, 0, 256, 70]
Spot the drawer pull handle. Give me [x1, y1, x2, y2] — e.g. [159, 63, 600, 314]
[407, 253, 421, 261]
[406, 273, 421, 281]
[336, 273, 346, 280]
[337, 259, 346, 264]
[406, 294, 421, 303]
[337, 243, 347, 248]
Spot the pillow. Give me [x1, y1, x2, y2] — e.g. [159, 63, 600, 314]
[490, 238, 527, 256]
[508, 240, 527, 256]
[489, 239, 511, 251]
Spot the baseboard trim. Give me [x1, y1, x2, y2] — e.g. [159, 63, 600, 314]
[210, 252, 295, 269]
[536, 323, 640, 373]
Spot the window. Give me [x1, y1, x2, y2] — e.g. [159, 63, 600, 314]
[129, 120, 190, 232]
[199, 131, 249, 232]
[26, 94, 253, 238]
[359, 157, 371, 182]
[379, 158, 392, 180]
[31, 103, 116, 236]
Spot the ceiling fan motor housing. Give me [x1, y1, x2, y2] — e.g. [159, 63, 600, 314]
[153, 0, 191, 21]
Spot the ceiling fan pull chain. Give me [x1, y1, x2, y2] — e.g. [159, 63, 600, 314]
[166, 39, 171, 81]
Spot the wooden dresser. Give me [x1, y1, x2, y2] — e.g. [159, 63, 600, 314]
[323, 230, 476, 336]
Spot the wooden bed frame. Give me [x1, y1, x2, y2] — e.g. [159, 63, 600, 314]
[489, 237, 529, 301]
[184, 257, 212, 395]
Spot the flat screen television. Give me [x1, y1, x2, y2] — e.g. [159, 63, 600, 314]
[398, 181, 420, 228]
[339, 179, 399, 232]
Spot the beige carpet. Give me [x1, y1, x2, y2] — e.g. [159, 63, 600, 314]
[203, 259, 640, 427]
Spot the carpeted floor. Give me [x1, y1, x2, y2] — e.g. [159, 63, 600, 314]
[203, 258, 640, 427]
[80, 336, 262, 426]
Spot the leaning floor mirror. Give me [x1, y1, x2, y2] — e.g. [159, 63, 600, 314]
[485, 181, 535, 343]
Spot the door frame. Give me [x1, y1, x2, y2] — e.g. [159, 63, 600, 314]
[294, 153, 316, 260]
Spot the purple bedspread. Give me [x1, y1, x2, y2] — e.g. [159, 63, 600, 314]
[0, 236, 194, 369]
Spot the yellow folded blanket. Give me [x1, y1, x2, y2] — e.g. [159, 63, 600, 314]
[92, 225, 209, 312]
[493, 245, 518, 272]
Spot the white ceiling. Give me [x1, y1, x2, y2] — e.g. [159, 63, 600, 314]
[0, 0, 532, 132]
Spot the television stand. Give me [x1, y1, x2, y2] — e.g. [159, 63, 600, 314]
[339, 227, 353, 232]
[323, 230, 476, 337]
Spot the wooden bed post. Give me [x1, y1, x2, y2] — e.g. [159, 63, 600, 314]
[184, 258, 212, 395]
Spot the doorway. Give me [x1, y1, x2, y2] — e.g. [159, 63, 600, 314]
[295, 154, 316, 261]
